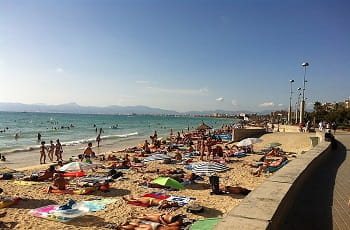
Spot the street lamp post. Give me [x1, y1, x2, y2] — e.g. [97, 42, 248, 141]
[295, 88, 301, 123]
[288, 79, 295, 124]
[300, 62, 309, 123]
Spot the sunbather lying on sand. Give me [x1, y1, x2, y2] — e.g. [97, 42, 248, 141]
[117, 221, 180, 230]
[135, 213, 183, 226]
[219, 186, 251, 195]
[23, 165, 57, 181]
[252, 156, 288, 176]
[123, 195, 179, 209]
[144, 169, 184, 175]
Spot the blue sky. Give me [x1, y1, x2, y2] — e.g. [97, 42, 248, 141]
[0, 0, 349, 112]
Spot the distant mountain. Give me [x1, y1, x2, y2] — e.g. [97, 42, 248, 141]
[0, 102, 289, 115]
[0, 102, 179, 115]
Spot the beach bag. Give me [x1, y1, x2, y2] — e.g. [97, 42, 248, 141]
[2, 173, 13, 180]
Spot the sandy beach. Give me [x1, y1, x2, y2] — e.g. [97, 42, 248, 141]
[0, 130, 314, 230]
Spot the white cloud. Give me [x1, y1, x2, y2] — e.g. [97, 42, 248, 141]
[259, 102, 275, 107]
[278, 103, 283, 107]
[231, 99, 238, 106]
[147, 87, 209, 95]
[56, 68, 64, 73]
[216, 97, 224, 102]
[136, 80, 149, 84]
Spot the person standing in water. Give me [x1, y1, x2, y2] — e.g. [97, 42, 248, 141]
[48, 140, 55, 162]
[40, 141, 48, 164]
[96, 134, 101, 147]
[55, 139, 63, 161]
[37, 132, 42, 141]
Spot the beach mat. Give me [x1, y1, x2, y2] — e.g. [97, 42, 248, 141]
[190, 218, 222, 230]
[13, 181, 40, 186]
[81, 199, 118, 212]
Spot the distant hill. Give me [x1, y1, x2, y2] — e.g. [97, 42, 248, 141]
[0, 102, 285, 115]
[0, 102, 179, 115]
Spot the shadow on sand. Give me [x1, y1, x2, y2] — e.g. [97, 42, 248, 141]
[9, 198, 57, 209]
[94, 188, 130, 197]
[194, 206, 224, 218]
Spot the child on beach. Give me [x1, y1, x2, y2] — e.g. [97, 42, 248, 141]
[83, 142, 95, 161]
[48, 140, 55, 162]
[55, 139, 63, 162]
[39, 141, 48, 164]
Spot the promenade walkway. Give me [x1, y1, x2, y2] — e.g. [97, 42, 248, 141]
[282, 132, 350, 230]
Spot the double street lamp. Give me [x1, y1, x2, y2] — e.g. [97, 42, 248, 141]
[300, 62, 309, 123]
[288, 79, 295, 124]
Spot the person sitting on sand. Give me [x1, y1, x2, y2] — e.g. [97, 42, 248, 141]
[24, 165, 57, 181]
[47, 173, 68, 192]
[219, 185, 251, 195]
[252, 156, 288, 176]
[212, 145, 223, 158]
[83, 142, 95, 161]
[174, 150, 182, 161]
[142, 140, 151, 155]
[123, 195, 179, 209]
[266, 147, 281, 157]
[187, 145, 195, 153]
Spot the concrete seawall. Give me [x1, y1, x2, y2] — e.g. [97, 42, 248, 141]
[232, 128, 267, 142]
[214, 139, 331, 229]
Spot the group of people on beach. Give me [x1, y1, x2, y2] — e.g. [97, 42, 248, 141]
[39, 139, 63, 164]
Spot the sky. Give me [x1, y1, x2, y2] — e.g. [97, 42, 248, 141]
[0, 0, 349, 112]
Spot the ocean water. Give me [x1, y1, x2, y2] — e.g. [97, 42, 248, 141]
[0, 112, 237, 154]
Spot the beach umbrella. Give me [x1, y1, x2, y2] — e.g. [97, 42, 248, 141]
[192, 162, 230, 175]
[265, 142, 282, 148]
[237, 138, 262, 147]
[59, 162, 99, 172]
[143, 153, 173, 163]
[196, 122, 212, 131]
[151, 177, 185, 190]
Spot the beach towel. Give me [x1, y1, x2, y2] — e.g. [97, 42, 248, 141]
[190, 218, 222, 230]
[166, 195, 196, 206]
[233, 152, 247, 158]
[81, 199, 118, 212]
[29, 205, 85, 222]
[264, 160, 289, 173]
[44, 187, 95, 195]
[13, 181, 40, 186]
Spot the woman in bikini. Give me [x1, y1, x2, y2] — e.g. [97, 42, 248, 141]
[55, 139, 63, 161]
[48, 140, 55, 162]
[122, 195, 178, 209]
[39, 141, 48, 164]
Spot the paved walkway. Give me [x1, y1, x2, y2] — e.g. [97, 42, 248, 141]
[282, 132, 350, 230]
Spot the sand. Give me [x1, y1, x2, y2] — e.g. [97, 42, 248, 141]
[0, 131, 313, 229]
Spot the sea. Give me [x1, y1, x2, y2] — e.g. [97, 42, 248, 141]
[0, 112, 237, 155]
